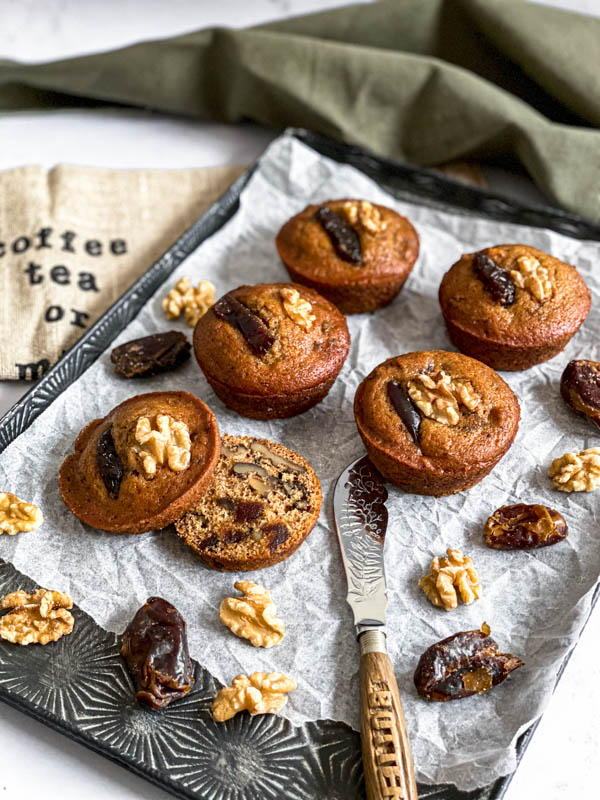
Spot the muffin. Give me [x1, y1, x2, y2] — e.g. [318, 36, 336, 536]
[193, 282, 350, 419]
[354, 351, 520, 496]
[175, 434, 322, 570]
[439, 244, 591, 371]
[275, 199, 419, 314]
[59, 391, 220, 534]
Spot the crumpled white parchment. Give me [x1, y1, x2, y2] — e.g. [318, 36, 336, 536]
[1, 134, 599, 790]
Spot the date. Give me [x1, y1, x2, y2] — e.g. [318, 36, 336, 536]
[111, 331, 190, 378]
[473, 251, 516, 306]
[315, 206, 362, 265]
[560, 359, 600, 429]
[484, 503, 567, 550]
[121, 597, 195, 709]
[414, 627, 523, 701]
[96, 426, 124, 500]
[387, 380, 421, 444]
[213, 294, 275, 356]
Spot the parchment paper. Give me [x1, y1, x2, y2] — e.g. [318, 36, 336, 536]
[1, 135, 599, 790]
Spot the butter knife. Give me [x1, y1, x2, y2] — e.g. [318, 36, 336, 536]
[333, 455, 417, 800]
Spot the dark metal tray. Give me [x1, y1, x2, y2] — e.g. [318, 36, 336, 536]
[1, 129, 599, 800]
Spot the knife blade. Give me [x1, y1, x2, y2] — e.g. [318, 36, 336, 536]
[334, 455, 417, 800]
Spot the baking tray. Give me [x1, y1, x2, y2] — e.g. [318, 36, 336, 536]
[1, 128, 599, 800]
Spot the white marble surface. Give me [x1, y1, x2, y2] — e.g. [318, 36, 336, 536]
[0, 1, 598, 798]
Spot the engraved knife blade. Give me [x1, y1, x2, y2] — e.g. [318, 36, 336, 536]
[333, 455, 389, 636]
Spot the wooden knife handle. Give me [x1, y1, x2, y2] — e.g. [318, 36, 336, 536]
[359, 630, 418, 800]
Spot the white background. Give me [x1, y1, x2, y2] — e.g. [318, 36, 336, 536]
[0, 1, 598, 798]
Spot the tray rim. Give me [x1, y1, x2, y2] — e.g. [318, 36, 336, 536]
[1, 127, 599, 800]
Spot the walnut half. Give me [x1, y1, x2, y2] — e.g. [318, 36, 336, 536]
[212, 671, 296, 722]
[220, 581, 285, 648]
[549, 447, 600, 492]
[509, 254, 552, 303]
[342, 200, 387, 234]
[133, 414, 191, 478]
[0, 589, 74, 645]
[419, 548, 481, 611]
[162, 277, 215, 326]
[407, 370, 481, 426]
[280, 288, 316, 331]
[0, 492, 43, 536]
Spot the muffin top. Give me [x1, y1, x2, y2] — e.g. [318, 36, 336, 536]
[275, 199, 419, 286]
[355, 351, 520, 472]
[193, 282, 350, 394]
[59, 391, 220, 533]
[439, 244, 591, 347]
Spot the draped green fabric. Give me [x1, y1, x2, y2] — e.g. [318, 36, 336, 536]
[1, 0, 599, 220]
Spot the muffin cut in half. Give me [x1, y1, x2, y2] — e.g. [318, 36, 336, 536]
[439, 244, 591, 371]
[175, 434, 322, 571]
[354, 351, 520, 496]
[276, 199, 419, 314]
[193, 282, 350, 419]
[59, 391, 220, 534]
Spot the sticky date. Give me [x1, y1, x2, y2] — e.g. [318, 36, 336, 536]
[213, 293, 275, 356]
[560, 359, 600, 429]
[387, 380, 421, 444]
[264, 522, 290, 552]
[121, 597, 194, 709]
[315, 206, 362, 265]
[414, 628, 523, 702]
[96, 426, 124, 500]
[473, 251, 516, 306]
[111, 331, 190, 378]
[484, 503, 567, 550]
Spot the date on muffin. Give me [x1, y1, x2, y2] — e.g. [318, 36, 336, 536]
[354, 350, 520, 496]
[175, 434, 322, 571]
[275, 199, 419, 314]
[193, 282, 350, 419]
[59, 391, 220, 534]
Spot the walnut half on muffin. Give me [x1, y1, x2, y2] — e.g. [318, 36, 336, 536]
[354, 351, 520, 496]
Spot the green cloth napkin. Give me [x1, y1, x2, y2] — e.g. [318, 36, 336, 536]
[1, 0, 599, 220]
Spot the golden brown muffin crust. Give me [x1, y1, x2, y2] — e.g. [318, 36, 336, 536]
[194, 282, 350, 395]
[59, 391, 220, 534]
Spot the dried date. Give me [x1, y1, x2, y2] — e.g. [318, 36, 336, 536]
[387, 380, 421, 444]
[560, 359, 600, 429]
[414, 627, 523, 702]
[96, 426, 124, 500]
[484, 503, 567, 550]
[264, 522, 290, 552]
[315, 206, 362, 265]
[213, 293, 275, 356]
[121, 597, 194, 710]
[111, 331, 190, 378]
[473, 251, 516, 306]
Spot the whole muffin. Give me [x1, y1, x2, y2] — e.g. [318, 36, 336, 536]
[175, 434, 322, 571]
[354, 351, 520, 496]
[275, 199, 419, 314]
[59, 391, 220, 534]
[439, 244, 591, 371]
[193, 282, 350, 419]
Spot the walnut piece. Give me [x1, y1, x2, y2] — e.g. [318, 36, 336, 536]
[220, 581, 285, 648]
[212, 671, 296, 722]
[549, 447, 600, 492]
[342, 200, 387, 234]
[133, 414, 191, 478]
[508, 254, 552, 303]
[0, 588, 74, 645]
[280, 287, 316, 331]
[419, 548, 481, 611]
[0, 492, 43, 536]
[162, 277, 215, 326]
[407, 370, 481, 425]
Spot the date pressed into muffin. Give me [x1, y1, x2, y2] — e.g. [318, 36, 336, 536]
[175, 434, 322, 571]
[439, 244, 591, 371]
[193, 282, 350, 419]
[59, 391, 220, 534]
[354, 351, 520, 496]
[275, 199, 419, 314]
